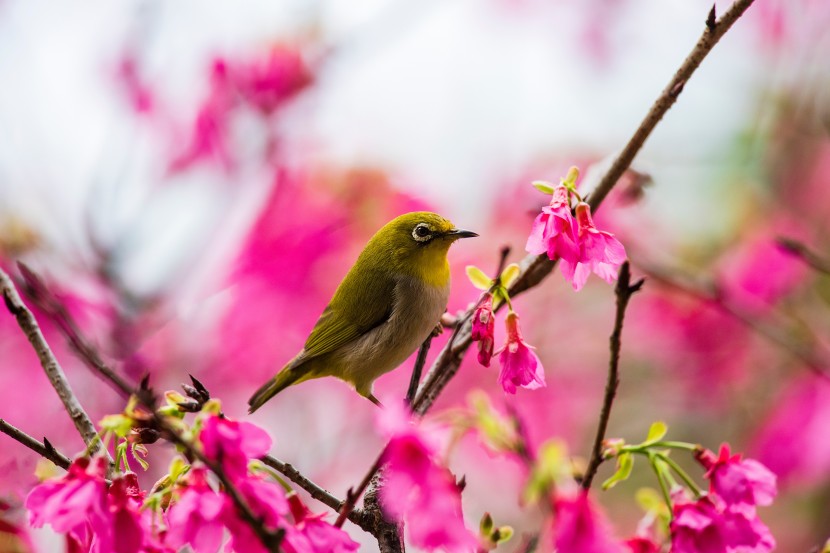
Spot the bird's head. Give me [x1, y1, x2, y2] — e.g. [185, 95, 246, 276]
[369, 212, 477, 284]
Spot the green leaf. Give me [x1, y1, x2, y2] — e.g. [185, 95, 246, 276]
[500, 263, 520, 288]
[643, 421, 668, 446]
[561, 166, 580, 187]
[100, 414, 133, 438]
[532, 181, 555, 195]
[466, 265, 492, 290]
[602, 452, 634, 490]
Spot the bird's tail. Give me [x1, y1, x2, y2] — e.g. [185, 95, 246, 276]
[248, 367, 302, 414]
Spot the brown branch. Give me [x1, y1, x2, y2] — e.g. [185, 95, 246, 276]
[334, 450, 385, 528]
[582, 263, 644, 489]
[641, 263, 830, 380]
[17, 262, 137, 399]
[412, 0, 758, 417]
[406, 336, 433, 406]
[0, 266, 104, 457]
[777, 237, 830, 276]
[0, 418, 71, 470]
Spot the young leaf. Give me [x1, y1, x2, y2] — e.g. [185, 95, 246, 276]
[532, 181, 555, 195]
[494, 526, 514, 544]
[500, 263, 520, 288]
[643, 421, 668, 446]
[466, 266, 492, 290]
[479, 512, 494, 536]
[602, 452, 634, 490]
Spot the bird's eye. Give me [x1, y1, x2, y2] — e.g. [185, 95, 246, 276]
[412, 224, 433, 242]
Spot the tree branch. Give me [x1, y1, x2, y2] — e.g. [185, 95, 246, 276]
[406, 336, 433, 407]
[777, 237, 830, 276]
[0, 266, 104, 457]
[0, 418, 71, 470]
[413, 0, 758, 417]
[582, 262, 644, 489]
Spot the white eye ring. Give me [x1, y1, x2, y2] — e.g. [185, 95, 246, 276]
[412, 223, 434, 242]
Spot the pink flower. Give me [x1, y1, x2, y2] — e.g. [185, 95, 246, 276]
[623, 536, 660, 553]
[107, 473, 145, 553]
[552, 490, 623, 553]
[526, 185, 579, 263]
[377, 404, 478, 552]
[471, 294, 495, 367]
[200, 415, 272, 479]
[670, 493, 775, 553]
[284, 494, 359, 553]
[26, 457, 112, 552]
[222, 475, 289, 553]
[495, 312, 546, 394]
[696, 444, 777, 507]
[560, 202, 626, 291]
[231, 46, 311, 115]
[166, 468, 225, 553]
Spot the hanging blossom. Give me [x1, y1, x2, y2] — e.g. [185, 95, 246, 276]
[496, 312, 546, 394]
[26, 457, 148, 553]
[526, 184, 580, 263]
[377, 403, 478, 552]
[200, 415, 272, 479]
[471, 293, 495, 367]
[552, 490, 623, 553]
[560, 202, 626, 291]
[669, 490, 775, 553]
[166, 468, 226, 553]
[695, 444, 777, 508]
[285, 494, 359, 553]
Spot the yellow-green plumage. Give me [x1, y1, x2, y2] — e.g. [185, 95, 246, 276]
[248, 212, 476, 413]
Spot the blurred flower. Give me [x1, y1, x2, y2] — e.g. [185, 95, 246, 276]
[378, 403, 478, 552]
[560, 202, 626, 291]
[115, 53, 154, 114]
[669, 492, 774, 553]
[623, 536, 660, 553]
[752, 375, 830, 487]
[231, 46, 311, 115]
[696, 444, 777, 507]
[0, 499, 35, 553]
[200, 415, 272, 479]
[496, 312, 545, 394]
[285, 494, 359, 553]
[551, 490, 622, 553]
[26, 457, 111, 552]
[166, 468, 225, 553]
[471, 294, 495, 367]
[526, 185, 579, 263]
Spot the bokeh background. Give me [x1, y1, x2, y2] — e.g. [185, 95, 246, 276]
[1, 0, 829, 550]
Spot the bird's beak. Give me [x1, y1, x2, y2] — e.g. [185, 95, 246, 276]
[446, 228, 478, 239]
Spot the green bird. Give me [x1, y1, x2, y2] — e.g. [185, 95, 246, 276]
[248, 212, 477, 413]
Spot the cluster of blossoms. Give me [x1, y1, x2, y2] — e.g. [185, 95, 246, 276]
[25, 410, 358, 553]
[526, 167, 627, 291]
[377, 403, 479, 552]
[467, 265, 546, 394]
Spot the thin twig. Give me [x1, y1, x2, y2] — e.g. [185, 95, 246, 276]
[334, 450, 386, 528]
[777, 237, 830, 276]
[406, 336, 433, 406]
[0, 266, 104, 457]
[0, 418, 71, 470]
[412, 0, 758, 417]
[641, 262, 830, 380]
[17, 262, 137, 399]
[582, 263, 644, 489]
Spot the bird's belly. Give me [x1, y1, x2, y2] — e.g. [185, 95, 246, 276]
[339, 277, 449, 393]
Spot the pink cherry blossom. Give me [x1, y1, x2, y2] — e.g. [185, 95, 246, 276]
[696, 444, 777, 507]
[377, 403, 478, 552]
[526, 185, 579, 263]
[222, 474, 290, 553]
[669, 492, 774, 553]
[26, 457, 112, 552]
[230, 46, 311, 115]
[623, 536, 660, 553]
[560, 202, 626, 291]
[284, 493, 359, 553]
[471, 294, 495, 367]
[107, 473, 146, 553]
[552, 490, 623, 553]
[495, 312, 546, 394]
[200, 415, 272, 479]
[166, 468, 226, 553]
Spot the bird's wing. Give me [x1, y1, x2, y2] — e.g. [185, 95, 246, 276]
[300, 267, 395, 360]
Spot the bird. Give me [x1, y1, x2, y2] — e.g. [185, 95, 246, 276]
[248, 212, 477, 413]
